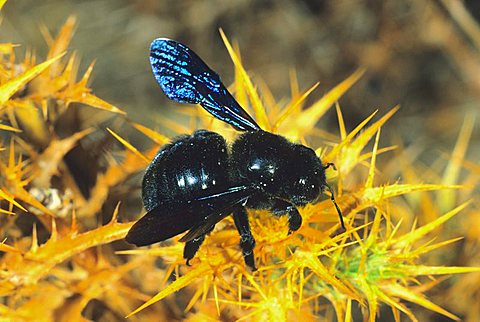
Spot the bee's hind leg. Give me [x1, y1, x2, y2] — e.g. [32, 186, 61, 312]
[183, 225, 215, 266]
[183, 235, 206, 266]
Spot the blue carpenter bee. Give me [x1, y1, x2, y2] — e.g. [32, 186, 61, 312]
[126, 39, 344, 270]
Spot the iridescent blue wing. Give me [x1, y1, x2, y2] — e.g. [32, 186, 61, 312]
[149, 38, 261, 132]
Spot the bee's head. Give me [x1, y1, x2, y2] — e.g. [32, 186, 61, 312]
[283, 144, 326, 206]
[284, 144, 345, 229]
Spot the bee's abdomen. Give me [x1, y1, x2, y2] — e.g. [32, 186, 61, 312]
[142, 130, 230, 211]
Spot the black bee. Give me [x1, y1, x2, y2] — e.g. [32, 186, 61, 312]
[125, 39, 345, 270]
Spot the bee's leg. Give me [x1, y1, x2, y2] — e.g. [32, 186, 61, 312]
[183, 226, 214, 266]
[271, 199, 302, 234]
[233, 206, 257, 271]
[183, 235, 206, 266]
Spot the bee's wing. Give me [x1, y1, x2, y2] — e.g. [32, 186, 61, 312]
[178, 193, 246, 243]
[125, 185, 254, 246]
[149, 38, 260, 132]
[178, 221, 221, 243]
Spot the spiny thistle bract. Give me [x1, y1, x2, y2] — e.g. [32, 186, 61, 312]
[0, 8, 479, 322]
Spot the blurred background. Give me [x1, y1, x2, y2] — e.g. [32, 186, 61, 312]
[1, 0, 480, 320]
[1, 0, 479, 162]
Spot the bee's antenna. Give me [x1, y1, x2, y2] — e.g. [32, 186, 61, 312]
[325, 183, 346, 231]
